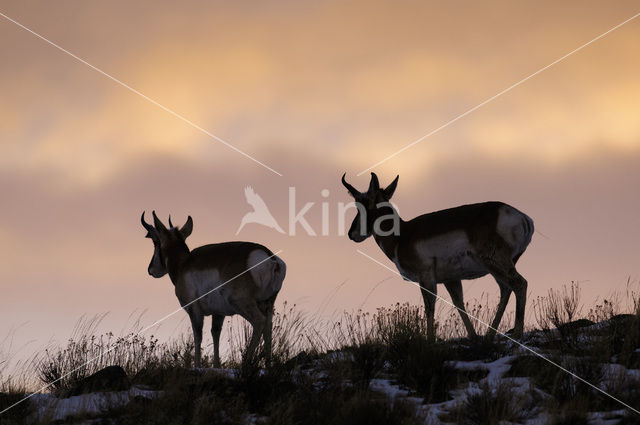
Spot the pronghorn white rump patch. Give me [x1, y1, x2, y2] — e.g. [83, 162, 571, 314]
[248, 250, 285, 300]
[496, 204, 531, 255]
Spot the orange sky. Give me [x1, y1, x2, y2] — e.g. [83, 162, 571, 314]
[1, 1, 639, 362]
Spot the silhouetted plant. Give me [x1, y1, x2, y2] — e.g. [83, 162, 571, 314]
[534, 281, 583, 331]
[443, 382, 532, 425]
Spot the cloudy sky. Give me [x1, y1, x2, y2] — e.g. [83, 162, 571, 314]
[1, 1, 639, 360]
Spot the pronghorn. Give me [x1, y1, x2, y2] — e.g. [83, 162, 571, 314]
[341, 173, 534, 341]
[141, 211, 286, 367]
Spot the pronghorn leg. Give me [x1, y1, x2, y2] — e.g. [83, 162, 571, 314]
[444, 280, 477, 339]
[189, 312, 204, 368]
[485, 283, 512, 339]
[211, 314, 225, 368]
[419, 273, 437, 343]
[512, 273, 528, 338]
[481, 257, 528, 339]
[234, 300, 266, 364]
[259, 298, 276, 364]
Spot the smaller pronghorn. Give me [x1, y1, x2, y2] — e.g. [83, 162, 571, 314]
[141, 211, 286, 367]
[342, 173, 534, 342]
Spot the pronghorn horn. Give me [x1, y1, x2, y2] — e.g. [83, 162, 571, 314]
[152, 211, 167, 232]
[369, 172, 380, 192]
[141, 211, 154, 232]
[341, 173, 362, 198]
[168, 215, 174, 228]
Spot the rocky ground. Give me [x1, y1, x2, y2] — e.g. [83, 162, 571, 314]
[2, 314, 639, 424]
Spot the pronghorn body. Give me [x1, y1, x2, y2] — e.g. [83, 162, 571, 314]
[342, 173, 534, 341]
[384, 202, 533, 283]
[173, 242, 284, 315]
[142, 213, 286, 367]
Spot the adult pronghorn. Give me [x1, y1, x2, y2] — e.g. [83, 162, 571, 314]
[341, 173, 534, 341]
[141, 211, 286, 367]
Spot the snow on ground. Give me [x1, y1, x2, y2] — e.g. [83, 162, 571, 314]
[447, 355, 514, 382]
[369, 352, 637, 424]
[588, 410, 629, 425]
[367, 346, 640, 424]
[24, 340, 640, 424]
[601, 363, 640, 381]
[29, 386, 161, 423]
[369, 379, 421, 403]
[369, 355, 527, 423]
[205, 367, 240, 379]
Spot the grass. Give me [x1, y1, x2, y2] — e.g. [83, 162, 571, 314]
[35, 315, 199, 397]
[3, 280, 640, 424]
[441, 382, 535, 425]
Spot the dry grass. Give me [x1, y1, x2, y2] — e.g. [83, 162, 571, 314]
[533, 281, 583, 331]
[35, 314, 196, 397]
[442, 382, 534, 424]
[4, 281, 640, 424]
[225, 301, 329, 367]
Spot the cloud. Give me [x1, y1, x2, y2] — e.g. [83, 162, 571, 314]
[1, 0, 640, 360]
[2, 0, 640, 186]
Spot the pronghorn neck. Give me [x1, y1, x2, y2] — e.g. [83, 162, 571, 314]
[373, 232, 399, 261]
[371, 205, 403, 262]
[163, 244, 190, 284]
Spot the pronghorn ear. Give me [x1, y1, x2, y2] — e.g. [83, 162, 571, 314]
[369, 172, 380, 193]
[383, 175, 399, 199]
[180, 216, 193, 239]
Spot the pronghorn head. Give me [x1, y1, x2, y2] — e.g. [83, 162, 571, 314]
[341, 172, 399, 242]
[141, 211, 193, 278]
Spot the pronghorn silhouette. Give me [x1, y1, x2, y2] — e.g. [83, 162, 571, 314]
[342, 173, 534, 342]
[142, 212, 286, 367]
[236, 186, 285, 235]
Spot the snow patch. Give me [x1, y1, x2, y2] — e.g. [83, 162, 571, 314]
[29, 386, 160, 423]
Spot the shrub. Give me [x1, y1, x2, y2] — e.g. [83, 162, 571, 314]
[443, 382, 532, 424]
[35, 315, 204, 396]
[438, 293, 512, 340]
[534, 282, 583, 331]
[225, 301, 327, 367]
[265, 384, 423, 425]
[346, 342, 386, 388]
[510, 355, 603, 406]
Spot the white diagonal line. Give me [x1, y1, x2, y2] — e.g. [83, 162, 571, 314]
[357, 11, 640, 176]
[0, 11, 283, 177]
[357, 248, 640, 415]
[0, 250, 282, 416]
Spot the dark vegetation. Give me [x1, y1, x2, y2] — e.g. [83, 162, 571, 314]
[2, 282, 640, 424]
